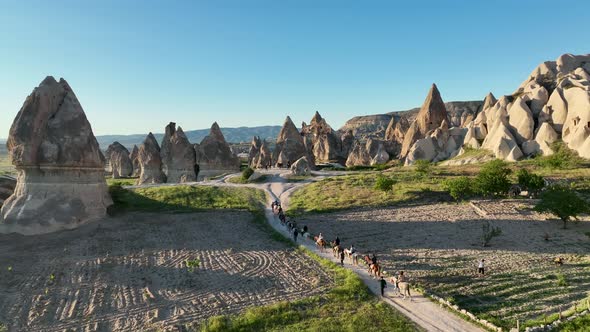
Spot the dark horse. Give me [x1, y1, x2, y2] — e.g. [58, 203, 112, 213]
[363, 255, 381, 277]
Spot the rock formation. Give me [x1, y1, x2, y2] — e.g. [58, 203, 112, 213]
[1, 76, 112, 235]
[160, 122, 196, 183]
[345, 138, 390, 167]
[248, 136, 262, 168]
[195, 122, 240, 180]
[290, 156, 311, 176]
[301, 112, 346, 164]
[250, 139, 272, 169]
[105, 142, 133, 178]
[405, 120, 466, 165]
[401, 84, 449, 158]
[273, 116, 312, 168]
[384, 116, 409, 158]
[137, 132, 166, 184]
[129, 145, 140, 177]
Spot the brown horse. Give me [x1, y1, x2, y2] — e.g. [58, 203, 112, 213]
[314, 236, 327, 251]
[363, 255, 381, 277]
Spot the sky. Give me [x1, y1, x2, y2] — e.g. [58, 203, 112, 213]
[0, 0, 588, 138]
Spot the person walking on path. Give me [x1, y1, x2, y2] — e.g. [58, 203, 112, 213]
[293, 228, 299, 242]
[339, 249, 345, 266]
[478, 259, 485, 277]
[379, 276, 387, 297]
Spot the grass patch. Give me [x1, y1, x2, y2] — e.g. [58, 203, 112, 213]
[194, 248, 418, 332]
[106, 177, 137, 186]
[108, 184, 266, 214]
[452, 147, 494, 159]
[556, 314, 590, 331]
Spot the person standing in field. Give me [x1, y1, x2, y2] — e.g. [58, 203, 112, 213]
[478, 259, 485, 276]
[340, 249, 345, 266]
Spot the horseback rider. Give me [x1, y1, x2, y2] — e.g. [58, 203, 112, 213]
[371, 253, 377, 266]
[334, 236, 340, 246]
[349, 244, 356, 254]
[317, 233, 324, 242]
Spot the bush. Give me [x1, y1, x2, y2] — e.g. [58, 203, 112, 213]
[242, 167, 254, 181]
[374, 174, 395, 192]
[476, 159, 512, 197]
[535, 142, 581, 169]
[516, 169, 545, 197]
[414, 159, 432, 177]
[444, 177, 474, 201]
[534, 185, 589, 229]
[481, 221, 502, 247]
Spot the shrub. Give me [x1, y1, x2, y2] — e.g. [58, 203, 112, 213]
[242, 167, 254, 181]
[516, 169, 545, 197]
[374, 174, 395, 192]
[476, 159, 512, 197]
[444, 177, 474, 201]
[481, 221, 502, 247]
[535, 142, 581, 169]
[414, 159, 432, 177]
[534, 185, 589, 229]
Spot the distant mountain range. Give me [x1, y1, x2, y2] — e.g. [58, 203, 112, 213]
[95, 126, 282, 150]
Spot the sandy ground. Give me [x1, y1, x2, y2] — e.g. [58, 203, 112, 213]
[0, 210, 332, 332]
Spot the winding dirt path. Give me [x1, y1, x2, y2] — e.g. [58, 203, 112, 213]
[249, 171, 485, 332]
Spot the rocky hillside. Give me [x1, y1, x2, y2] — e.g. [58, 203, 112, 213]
[96, 125, 281, 150]
[339, 101, 483, 141]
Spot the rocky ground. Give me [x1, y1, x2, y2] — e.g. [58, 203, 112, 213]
[0, 210, 332, 331]
[296, 200, 590, 328]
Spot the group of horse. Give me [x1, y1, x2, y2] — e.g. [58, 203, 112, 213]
[272, 200, 411, 299]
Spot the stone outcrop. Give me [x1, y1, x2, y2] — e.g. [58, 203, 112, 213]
[1, 76, 112, 235]
[345, 138, 390, 167]
[105, 142, 133, 178]
[129, 145, 140, 177]
[251, 140, 272, 169]
[301, 112, 346, 164]
[273, 116, 312, 168]
[160, 122, 196, 183]
[507, 97, 535, 144]
[401, 84, 449, 158]
[405, 120, 465, 165]
[137, 132, 166, 184]
[290, 156, 311, 176]
[195, 122, 240, 180]
[384, 116, 409, 158]
[248, 136, 262, 168]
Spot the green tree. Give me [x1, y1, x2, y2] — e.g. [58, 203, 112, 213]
[242, 167, 254, 181]
[476, 159, 511, 197]
[534, 185, 589, 229]
[516, 169, 545, 197]
[444, 176, 474, 201]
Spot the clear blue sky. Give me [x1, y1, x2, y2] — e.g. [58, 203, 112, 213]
[1, 0, 588, 138]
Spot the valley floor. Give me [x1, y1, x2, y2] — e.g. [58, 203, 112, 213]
[0, 211, 332, 331]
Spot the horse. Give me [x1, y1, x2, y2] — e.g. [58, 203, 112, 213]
[344, 249, 359, 265]
[363, 255, 381, 277]
[332, 243, 341, 258]
[314, 236, 327, 251]
[397, 281, 411, 300]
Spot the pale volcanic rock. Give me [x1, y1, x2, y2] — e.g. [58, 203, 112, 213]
[302, 112, 345, 163]
[273, 116, 311, 167]
[405, 120, 465, 165]
[545, 87, 568, 132]
[384, 116, 409, 158]
[345, 140, 371, 167]
[481, 120, 522, 160]
[248, 136, 262, 168]
[507, 97, 535, 145]
[401, 84, 449, 157]
[160, 122, 196, 183]
[137, 133, 166, 184]
[129, 145, 140, 177]
[1, 76, 112, 235]
[370, 143, 390, 166]
[290, 156, 311, 176]
[106, 142, 133, 179]
[340, 130, 355, 157]
[255, 140, 273, 169]
[195, 122, 240, 180]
